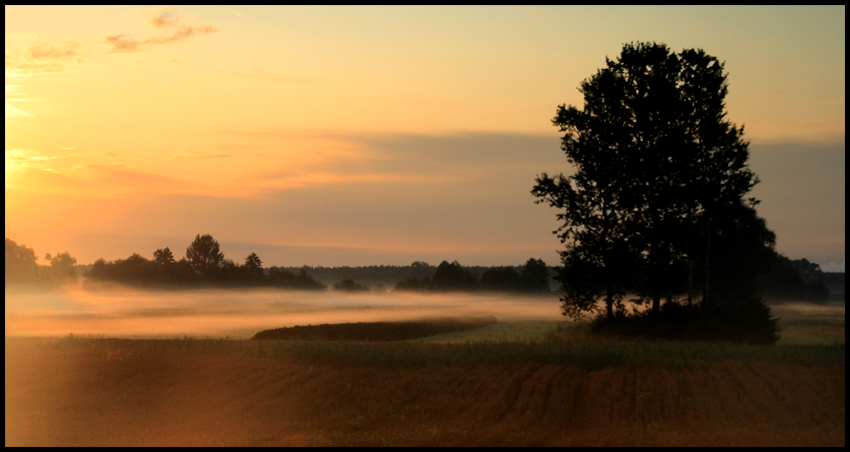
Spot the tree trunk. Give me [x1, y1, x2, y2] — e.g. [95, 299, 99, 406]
[704, 218, 711, 304]
[688, 259, 693, 306]
[606, 282, 614, 323]
[650, 241, 661, 313]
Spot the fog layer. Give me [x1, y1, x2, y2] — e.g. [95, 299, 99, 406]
[4, 287, 564, 339]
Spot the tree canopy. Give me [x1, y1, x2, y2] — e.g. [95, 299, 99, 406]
[533, 42, 776, 338]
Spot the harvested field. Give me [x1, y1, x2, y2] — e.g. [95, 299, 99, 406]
[252, 316, 497, 341]
[5, 337, 845, 446]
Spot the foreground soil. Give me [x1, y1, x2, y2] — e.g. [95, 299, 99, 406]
[5, 338, 845, 446]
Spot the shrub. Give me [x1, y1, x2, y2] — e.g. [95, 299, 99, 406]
[590, 297, 779, 345]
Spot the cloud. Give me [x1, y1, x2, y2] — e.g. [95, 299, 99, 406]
[4, 85, 40, 118]
[147, 25, 218, 45]
[151, 7, 181, 29]
[105, 7, 218, 53]
[103, 34, 143, 53]
[5, 149, 58, 169]
[6, 161, 202, 199]
[5, 40, 82, 75]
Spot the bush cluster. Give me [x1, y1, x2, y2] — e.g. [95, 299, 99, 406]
[590, 297, 780, 345]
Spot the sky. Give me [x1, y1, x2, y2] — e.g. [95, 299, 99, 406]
[5, 6, 845, 271]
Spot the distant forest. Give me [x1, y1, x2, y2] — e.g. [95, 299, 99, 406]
[5, 235, 844, 301]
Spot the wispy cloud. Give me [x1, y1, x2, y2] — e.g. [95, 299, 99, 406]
[5, 85, 38, 118]
[5, 149, 59, 168]
[102, 34, 142, 53]
[151, 7, 181, 29]
[5, 40, 82, 76]
[104, 7, 218, 53]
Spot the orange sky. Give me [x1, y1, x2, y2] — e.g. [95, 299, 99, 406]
[5, 6, 845, 270]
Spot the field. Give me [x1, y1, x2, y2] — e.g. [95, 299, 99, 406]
[5, 301, 845, 446]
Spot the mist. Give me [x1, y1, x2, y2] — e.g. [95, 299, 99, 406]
[4, 287, 565, 339]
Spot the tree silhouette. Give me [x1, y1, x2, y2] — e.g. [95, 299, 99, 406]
[153, 247, 175, 266]
[333, 278, 370, 292]
[480, 259, 551, 293]
[481, 266, 520, 292]
[534, 42, 767, 322]
[518, 258, 551, 292]
[5, 238, 39, 282]
[45, 251, 77, 284]
[186, 234, 224, 277]
[244, 252, 264, 280]
[431, 260, 479, 291]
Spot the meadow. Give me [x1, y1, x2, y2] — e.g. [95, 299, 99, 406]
[4, 294, 845, 446]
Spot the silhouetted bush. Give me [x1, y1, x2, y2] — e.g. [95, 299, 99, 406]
[394, 275, 433, 292]
[333, 278, 370, 292]
[266, 266, 326, 290]
[590, 297, 779, 345]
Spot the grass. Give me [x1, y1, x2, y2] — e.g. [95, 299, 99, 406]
[247, 313, 844, 368]
[776, 317, 845, 346]
[406, 320, 562, 344]
[32, 316, 844, 370]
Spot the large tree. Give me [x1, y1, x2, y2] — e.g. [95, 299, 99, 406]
[534, 42, 764, 321]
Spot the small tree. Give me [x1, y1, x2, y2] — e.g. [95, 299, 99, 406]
[186, 234, 224, 277]
[45, 251, 77, 284]
[153, 247, 175, 265]
[244, 252, 264, 280]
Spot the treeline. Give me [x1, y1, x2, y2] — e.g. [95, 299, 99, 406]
[757, 257, 835, 302]
[283, 261, 557, 292]
[5, 236, 842, 301]
[84, 234, 327, 290]
[5, 238, 78, 287]
[5, 235, 553, 293]
[393, 259, 551, 293]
